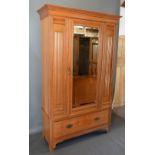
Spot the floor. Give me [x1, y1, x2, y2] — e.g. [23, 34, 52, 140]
[29, 112, 125, 155]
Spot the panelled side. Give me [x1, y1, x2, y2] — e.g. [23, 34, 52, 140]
[99, 24, 116, 106]
[41, 17, 51, 142]
[51, 17, 70, 120]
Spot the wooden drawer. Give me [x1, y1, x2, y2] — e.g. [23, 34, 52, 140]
[85, 110, 109, 128]
[53, 116, 83, 138]
[53, 110, 109, 139]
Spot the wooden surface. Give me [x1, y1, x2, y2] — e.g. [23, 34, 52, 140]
[53, 110, 109, 139]
[38, 4, 119, 150]
[113, 35, 125, 107]
[38, 4, 120, 22]
[41, 16, 51, 144]
[73, 76, 96, 107]
[52, 17, 70, 120]
[30, 114, 125, 155]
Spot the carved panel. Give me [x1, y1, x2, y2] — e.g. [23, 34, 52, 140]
[52, 18, 69, 119]
[102, 25, 115, 103]
[97, 24, 115, 105]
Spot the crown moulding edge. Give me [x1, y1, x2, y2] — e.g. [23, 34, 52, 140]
[37, 4, 121, 23]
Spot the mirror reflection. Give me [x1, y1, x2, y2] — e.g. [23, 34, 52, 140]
[73, 25, 99, 108]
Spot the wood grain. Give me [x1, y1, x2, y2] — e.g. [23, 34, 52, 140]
[113, 35, 125, 107]
[38, 4, 119, 150]
[53, 110, 109, 139]
[38, 4, 120, 22]
[73, 76, 96, 107]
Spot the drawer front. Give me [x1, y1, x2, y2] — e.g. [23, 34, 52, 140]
[53, 116, 84, 138]
[53, 110, 109, 139]
[86, 110, 109, 128]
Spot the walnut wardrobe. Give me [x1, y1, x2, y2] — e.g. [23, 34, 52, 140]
[38, 4, 120, 150]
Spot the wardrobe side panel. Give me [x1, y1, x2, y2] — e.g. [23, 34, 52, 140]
[99, 24, 116, 106]
[41, 17, 51, 142]
[51, 17, 70, 120]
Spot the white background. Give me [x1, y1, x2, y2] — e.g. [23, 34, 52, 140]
[0, 0, 155, 154]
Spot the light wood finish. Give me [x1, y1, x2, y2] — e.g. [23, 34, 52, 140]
[113, 35, 125, 107]
[38, 4, 120, 22]
[38, 4, 120, 150]
[52, 17, 70, 120]
[73, 76, 96, 107]
[53, 110, 109, 139]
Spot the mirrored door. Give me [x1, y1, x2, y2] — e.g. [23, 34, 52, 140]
[73, 25, 99, 108]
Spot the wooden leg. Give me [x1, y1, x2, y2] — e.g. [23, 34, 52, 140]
[49, 143, 56, 151]
[102, 125, 109, 133]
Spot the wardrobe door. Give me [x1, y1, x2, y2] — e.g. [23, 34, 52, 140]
[52, 17, 70, 120]
[70, 19, 102, 115]
[101, 24, 116, 106]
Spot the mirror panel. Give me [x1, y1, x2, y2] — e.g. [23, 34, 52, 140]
[73, 25, 99, 108]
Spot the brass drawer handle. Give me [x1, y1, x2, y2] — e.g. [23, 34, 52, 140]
[66, 124, 73, 128]
[94, 117, 100, 121]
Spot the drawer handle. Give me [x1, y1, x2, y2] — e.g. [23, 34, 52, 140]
[94, 117, 100, 121]
[66, 124, 73, 128]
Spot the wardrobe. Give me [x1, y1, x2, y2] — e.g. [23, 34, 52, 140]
[38, 4, 120, 150]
